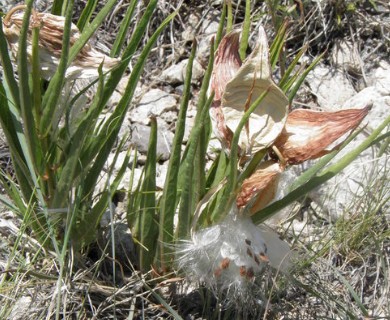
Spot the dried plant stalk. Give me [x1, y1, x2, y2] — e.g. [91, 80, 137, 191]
[3, 5, 119, 80]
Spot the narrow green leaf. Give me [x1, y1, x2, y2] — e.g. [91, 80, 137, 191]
[0, 19, 20, 107]
[239, 0, 251, 60]
[126, 150, 141, 228]
[18, 1, 42, 171]
[139, 117, 158, 271]
[330, 265, 369, 316]
[77, 0, 98, 31]
[214, 2, 226, 50]
[76, 140, 131, 248]
[81, 7, 175, 192]
[158, 41, 196, 267]
[278, 44, 307, 91]
[12, 6, 59, 252]
[110, 0, 137, 57]
[288, 128, 363, 192]
[177, 94, 214, 240]
[31, 27, 42, 124]
[143, 281, 184, 320]
[226, 0, 233, 33]
[193, 94, 210, 215]
[128, 172, 144, 240]
[99, 0, 158, 109]
[377, 135, 389, 157]
[287, 52, 324, 103]
[51, 67, 105, 209]
[176, 38, 214, 237]
[269, 20, 288, 70]
[206, 150, 228, 189]
[238, 149, 267, 183]
[40, 0, 74, 135]
[51, 0, 63, 15]
[0, 83, 32, 190]
[68, 0, 118, 64]
[0, 174, 23, 213]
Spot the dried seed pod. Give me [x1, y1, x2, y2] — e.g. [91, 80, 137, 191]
[236, 161, 283, 214]
[273, 106, 371, 164]
[210, 30, 241, 102]
[3, 5, 119, 80]
[209, 26, 289, 155]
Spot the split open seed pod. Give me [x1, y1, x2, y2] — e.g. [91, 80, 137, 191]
[236, 161, 284, 215]
[210, 26, 289, 155]
[2, 5, 119, 80]
[273, 106, 371, 164]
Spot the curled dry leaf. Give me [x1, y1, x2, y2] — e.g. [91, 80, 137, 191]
[210, 26, 289, 155]
[236, 161, 283, 215]
[273, 106, 371, 164]
[2, 5, 119, 80]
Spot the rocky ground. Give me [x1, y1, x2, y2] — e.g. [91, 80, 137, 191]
[0, 0, 389, 319]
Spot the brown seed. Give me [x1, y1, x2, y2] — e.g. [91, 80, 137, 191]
[259, 252, 269, 262]
[246, 247, 253, 258]
[246, 267, 255, 279]
[220, 257, 230, 270]
[239, 266, 247, 277]
[245, 239, 251, 246]
[214, 268, 222, 277]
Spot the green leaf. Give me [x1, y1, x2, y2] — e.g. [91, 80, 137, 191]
[176, 38, 214, 238]
[40, 0, 74, 135]
[139, 117, 158, 271]
[68, 0, 118, 64]
[287, 52, 324, 103]
[329, 264, 369, 316]
[269, 20, 288, 70]
[77, 0, 98, 31]
[18, 1, 42, 172]
[177, 94, 214, 240]
[226, 0, 233, 33]
[31, 26, 42, 124]
[110, 0, 137, 57]
[205, 150, 226, 189]
[158, 41, 196, 267]
[278, 43, 307, 91]
[0, 19, 20, 107]
[239, 0, 251, 60]
[51, 0, 64, 15]
[51, 66, 105, 209]
[0, 82, 32, 196]
[81, 6, 175, 196]
[238, 149, 267, 183]
[99, 0, 158, 109]
[288, 128, 364, 192]
[214, 2, 226, 50]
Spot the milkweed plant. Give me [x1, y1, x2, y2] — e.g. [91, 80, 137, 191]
[0, 0, 389, 314]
